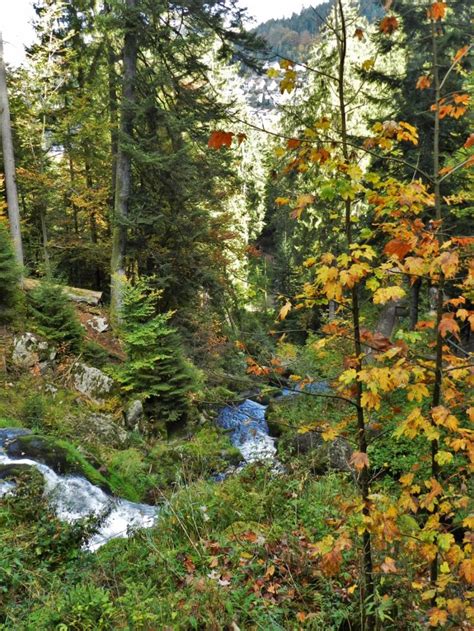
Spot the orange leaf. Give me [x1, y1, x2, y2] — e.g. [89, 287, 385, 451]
[464, 133, 474, 149]
[287, 138, 301, 150]
[460, 558, 474, 584]
[350, 451, 370, 471]
[453, 45, 469, 64]
[453, 93, 469, 105]
[354, 28, 364, 40]
[428, 608, 448, 626]
[384, 238, 412, 260]
[416, 75, 432, 90]
[379, 15, 399, 34]
[428, 2, 447, 21]
[439, 314, 461, 340]
[208, 130, 234, 149]
[415, 320, 435, 330]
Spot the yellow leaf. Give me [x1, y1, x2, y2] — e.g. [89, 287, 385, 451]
[362, 58, 375, 71]
[407, 383, 430, 402]
[275, 197, 290, 206]
[278, 301, 292, 321]
[339, 368, 357, 385]
[373, 286, 406, 304]
[440, 562, 450, 574]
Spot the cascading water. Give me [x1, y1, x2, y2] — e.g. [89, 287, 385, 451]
[0, 429, 157, 551]
[217, 398, 276, 463]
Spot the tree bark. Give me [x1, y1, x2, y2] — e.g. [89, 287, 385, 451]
[0, 32, 24, 271]
[110, 0, 137, 322]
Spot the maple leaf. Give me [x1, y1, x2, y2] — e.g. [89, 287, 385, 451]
[407, 383, 430, 402]
[416, 75, 432, 90]
[438, 251, 459, 278]
[438, 314, 461, 340]
[464, 133, 474, 149]
[384, 238, 412, 260]
[428, 608, 448, 626]
[287, 138, 301, 150]
[381, 557, 397, 573]
[236, 133, 247, 146]
[275, 197, 290, 206]
[278, 301, 292, 321]
[373, 286, 406, 304]
[361, 391, 381, 410]
[208, 130, 234, 149]
[354, 28, 364, 41]
[428, 2, 447, 21]
[350, 451, 370, 470]
[453, 45, 469, 64]
[379, 15, 399, 34]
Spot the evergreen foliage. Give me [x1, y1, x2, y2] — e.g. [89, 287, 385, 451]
[116, 278, 194, 428]
[27, 282, 83, 352]
[0, 221, 20, 324]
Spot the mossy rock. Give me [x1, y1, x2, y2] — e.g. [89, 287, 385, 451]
[5, 434, 112, 491]
[278, 431, 353, 475]
[0, 463, 45, 489]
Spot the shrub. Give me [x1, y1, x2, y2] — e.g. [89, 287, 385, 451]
[27, 282, 83, 353]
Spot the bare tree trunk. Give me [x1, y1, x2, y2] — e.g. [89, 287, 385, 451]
[409, 278, 422, 330]
[0, 32, 24, 271]
[110, 0, 137, 323]
[336, 3, 374, 629]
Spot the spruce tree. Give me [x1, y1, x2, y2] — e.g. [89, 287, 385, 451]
[0, 221, 20, 325]
[27, 282, 83, 352]
[117, 278, 193, 429]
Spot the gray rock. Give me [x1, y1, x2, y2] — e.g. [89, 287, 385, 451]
[125, 400, 144, 429]
[284, 431, 353, 474]
[85, 413, 128, 446]
[12, 333, 50, 368]
[87, 316, 109, 333]
[73, 362, 114, 402]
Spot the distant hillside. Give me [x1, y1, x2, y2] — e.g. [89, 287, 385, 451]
[255, 0, 384, 62]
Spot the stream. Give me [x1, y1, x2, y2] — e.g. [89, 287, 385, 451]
[0, 396, 278, 551]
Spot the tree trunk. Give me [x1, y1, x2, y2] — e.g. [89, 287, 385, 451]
[0, 32, 24, 271]
[110, 0, 137, 322]
[409, 278, 422, 330]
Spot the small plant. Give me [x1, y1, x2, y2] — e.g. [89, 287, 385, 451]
[21, 394, 46, 429]
[27, 282, 83, 353]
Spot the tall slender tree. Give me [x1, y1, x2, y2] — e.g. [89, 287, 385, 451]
[0, 32, 24, 271]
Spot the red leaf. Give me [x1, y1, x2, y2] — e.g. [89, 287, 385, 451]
[287, 138, 301, 150]
[379, 15, 399, 34]
[208, 130, 234, 150]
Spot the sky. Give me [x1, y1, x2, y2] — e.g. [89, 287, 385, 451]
[0, 0, 315, 66]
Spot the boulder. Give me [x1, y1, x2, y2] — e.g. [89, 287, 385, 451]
[282, 431, 353, 474]
[84, 413, 128, 446]
[124, 399, 144, 429]
[12, 333, 54, 369]
[73, 362, 114, 402]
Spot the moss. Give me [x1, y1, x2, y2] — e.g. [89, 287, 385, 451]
[0, 416, 23, 428]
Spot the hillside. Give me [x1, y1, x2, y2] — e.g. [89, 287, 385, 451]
[255, 0, 384, 61]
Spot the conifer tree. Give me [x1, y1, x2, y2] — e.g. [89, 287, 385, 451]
[27, 283, 83, 352]
[117, 278, 194, 430]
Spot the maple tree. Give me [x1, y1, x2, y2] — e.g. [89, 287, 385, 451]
[209, 0, 473, 627]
